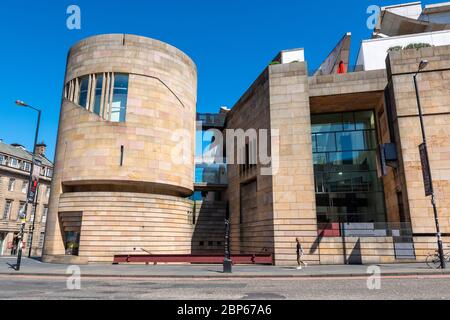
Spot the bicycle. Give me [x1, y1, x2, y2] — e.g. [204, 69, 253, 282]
[426, 247, 450, 269]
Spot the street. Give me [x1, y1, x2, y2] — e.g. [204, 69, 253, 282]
[1, 274, 450, 300]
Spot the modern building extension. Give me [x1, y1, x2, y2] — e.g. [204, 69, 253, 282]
[44, 1, 450, 265]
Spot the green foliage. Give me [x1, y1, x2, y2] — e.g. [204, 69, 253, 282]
[404, 43, 432, 50]
[269, 61, 281, 66]
[387, 43, 432, 53]
[388, 46, 403, 52]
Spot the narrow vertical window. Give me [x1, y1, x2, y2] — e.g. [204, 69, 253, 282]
[3, 200, 12, 220]
[17, 202, 26, 221]
[110, 74, 129, 122]
[8, 178, 15, 192]
[78, 76, 89, 108]
[93, 73, 104, 115]
[41, 206, 48, 224]
[26, 234, 32, 250]
[30, 205, 36, 222]
[22, 181, 29, 194]
[39, 233, 45, 248]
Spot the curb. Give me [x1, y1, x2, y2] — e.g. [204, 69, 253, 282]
[1, 270, 450, 279]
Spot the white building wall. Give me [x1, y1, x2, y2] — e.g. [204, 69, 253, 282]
[357, 30, 450, 70]
[383, 2, 423, 19]
[280, 49, 305, 64]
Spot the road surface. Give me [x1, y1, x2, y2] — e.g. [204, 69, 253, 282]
[1, 274, 449, 300]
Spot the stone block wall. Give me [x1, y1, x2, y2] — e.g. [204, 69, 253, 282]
[268, 62, 318, 266]
[191, 200, 226, 254]
[56, 192, 194, 263]
[226, 69, 275, 256]
[387, 45, 450, 235]
[226, 62, 318, 266]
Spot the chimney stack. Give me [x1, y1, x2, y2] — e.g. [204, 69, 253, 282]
[35, 142, 47, 156]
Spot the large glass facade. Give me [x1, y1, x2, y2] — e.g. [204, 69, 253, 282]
[311, 111, 386, 224]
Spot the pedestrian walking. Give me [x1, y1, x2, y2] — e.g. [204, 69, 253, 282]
[296, 238, 307, 270]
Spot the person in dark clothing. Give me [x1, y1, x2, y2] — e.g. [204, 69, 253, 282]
[296, 238, 307, 269]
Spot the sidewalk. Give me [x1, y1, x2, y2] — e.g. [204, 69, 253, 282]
[1, 257, 449, 279]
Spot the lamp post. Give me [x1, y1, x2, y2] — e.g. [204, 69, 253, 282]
[223, 219, 232, 273]
[14, 100, 41, 270]
[413, 61, 446, 269]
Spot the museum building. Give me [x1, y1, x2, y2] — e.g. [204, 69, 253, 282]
[43, 1, 450, 265]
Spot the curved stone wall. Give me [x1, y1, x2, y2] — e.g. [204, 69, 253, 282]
[43, 35, 197, 262]
[57, 34, 197, 194]
[55, 192, 194, 263]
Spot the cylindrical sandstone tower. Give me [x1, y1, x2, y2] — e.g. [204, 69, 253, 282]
[43, 34, 197, 263]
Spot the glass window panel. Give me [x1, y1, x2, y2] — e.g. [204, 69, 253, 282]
[351, 172, 371, 192]
[313, 153, 327, 165]
[353, 150, 377, 171]
[311, 135, 317, 153]
[354, 111, 375, 130]
[314, 172, 324, 192]
[78, 76, 89, 108]
[8, 178, 16, 191]
[93, 74, 103, 115]
[343, 112, 355, 131]
[111, 74, 128, 122]
[325, 172, 353, 192]
[336, 131, 365, 151]
[328, 152, 354, 166]
[3, 200, 12, 220]
[364, 130, 377, 150]
[315, 133, 336, 152]
[316, 193, 329, 205]
[21, 181, 28, 193]
[311, 113, 343, 133]
[39, 233, 45, 248]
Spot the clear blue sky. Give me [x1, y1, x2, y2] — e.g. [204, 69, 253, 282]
[0, 0, 436, 161]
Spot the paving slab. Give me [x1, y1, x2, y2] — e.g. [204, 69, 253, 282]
[1, 257, 450, 279]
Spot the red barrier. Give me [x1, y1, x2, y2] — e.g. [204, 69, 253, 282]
[113, 254, 273, 265]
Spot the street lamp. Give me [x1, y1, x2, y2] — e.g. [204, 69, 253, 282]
[14, 100, 42, 270]
[413, 61, 446, 269]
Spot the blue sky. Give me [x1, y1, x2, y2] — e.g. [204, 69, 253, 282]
[0, 0, 436, 160]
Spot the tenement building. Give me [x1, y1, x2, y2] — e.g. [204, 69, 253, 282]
[44, 1, 450, 265]
[0, 141, 53, 257]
